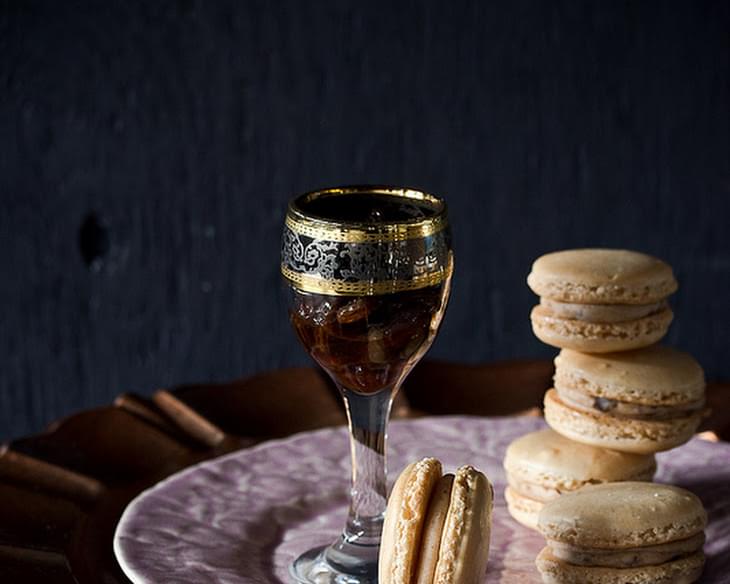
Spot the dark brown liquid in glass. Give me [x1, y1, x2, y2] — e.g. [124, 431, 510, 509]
[289, 192, 448, 395]
[290, 285, 447, 394]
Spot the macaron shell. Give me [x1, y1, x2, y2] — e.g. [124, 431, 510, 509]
[504, 486, 542, 530]
[535, 546, 705, 584]
[433, 466, 493, 584]
[414, 474, 454, 584]
[544, 389, 703, 454]
[554, 346, 705, 406]
[379, 458, 443, 584]
[527, 249, 678, 304]
[537, 482, 707, 549]
[503, 428, 657, 491]
[531, 305, 673, 353]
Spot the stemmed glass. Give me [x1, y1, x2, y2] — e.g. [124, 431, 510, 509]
[281, 186, 453, 584]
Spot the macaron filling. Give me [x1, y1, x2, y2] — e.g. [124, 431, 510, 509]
[505, 474, 561, 502]
[554, 385, 706, 421]
[540, 298, 668, 324]
[530, 305, 673, 351]
[547, 532, 705, 568]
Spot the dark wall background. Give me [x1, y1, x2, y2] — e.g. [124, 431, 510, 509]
[1, 1, 728, 440]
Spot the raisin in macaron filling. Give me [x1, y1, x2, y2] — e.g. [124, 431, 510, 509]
[553, 383, 705, 421]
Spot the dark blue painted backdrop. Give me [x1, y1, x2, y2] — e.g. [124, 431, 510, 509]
[1, 1, 729, 440]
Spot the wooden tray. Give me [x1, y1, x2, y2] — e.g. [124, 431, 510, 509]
[1, 359, 728, 583]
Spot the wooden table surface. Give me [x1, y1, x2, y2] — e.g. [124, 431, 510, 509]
[1, 359, 728, 583]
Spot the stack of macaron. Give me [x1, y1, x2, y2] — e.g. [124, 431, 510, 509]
[524, 248, 706, 456]
[504, 248, 708, 583]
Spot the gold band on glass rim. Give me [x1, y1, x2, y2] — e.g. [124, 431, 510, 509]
[287, 186, 449, 243]
[285, 214, 449, 243]
[281, 262, 453, 296]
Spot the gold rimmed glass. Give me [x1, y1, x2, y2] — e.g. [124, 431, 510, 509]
[281, 186, 453, 584]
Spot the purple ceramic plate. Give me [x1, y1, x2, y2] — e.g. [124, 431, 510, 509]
[114, 416, 730, 583]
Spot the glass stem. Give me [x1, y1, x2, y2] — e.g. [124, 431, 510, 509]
[339, 385, 394, 546]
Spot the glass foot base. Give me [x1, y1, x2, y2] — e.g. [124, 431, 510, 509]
[290, 538, 379, 584]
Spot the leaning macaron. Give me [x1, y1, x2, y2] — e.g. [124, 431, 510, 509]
[527, 249, 677, 352]
[545, 346, 706, 454]
[380, 460, 494, 584]
[503, 428, 656, 529]
[536, 482, 707, 584]
[380, 458, 444, 584]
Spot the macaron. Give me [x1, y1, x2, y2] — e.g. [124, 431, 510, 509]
[527, 249, 677, 352]
[503, 428, 656, 530]
[536, 482, 707, 584]
[544, 346, 706, 453]
[379, 458, 494, 584]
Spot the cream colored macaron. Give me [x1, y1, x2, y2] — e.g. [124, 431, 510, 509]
[545, 346, 706, 453]
[503, 428, 656, 529]
[527, 249, 677, 352]
[536, 482, 707, 583]
[379, 459, 494, 584]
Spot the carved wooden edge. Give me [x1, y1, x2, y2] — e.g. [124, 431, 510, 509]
[0, 544, 69, 567]
[151, 389, 226, 448]
[0, 386, 234, 581]
[115, 391, 228, 449]
[0, 447, 103, 504]
[113, 393, 178, 436]
[0, 376, 275, 508]
[0, 544, 77, 584]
